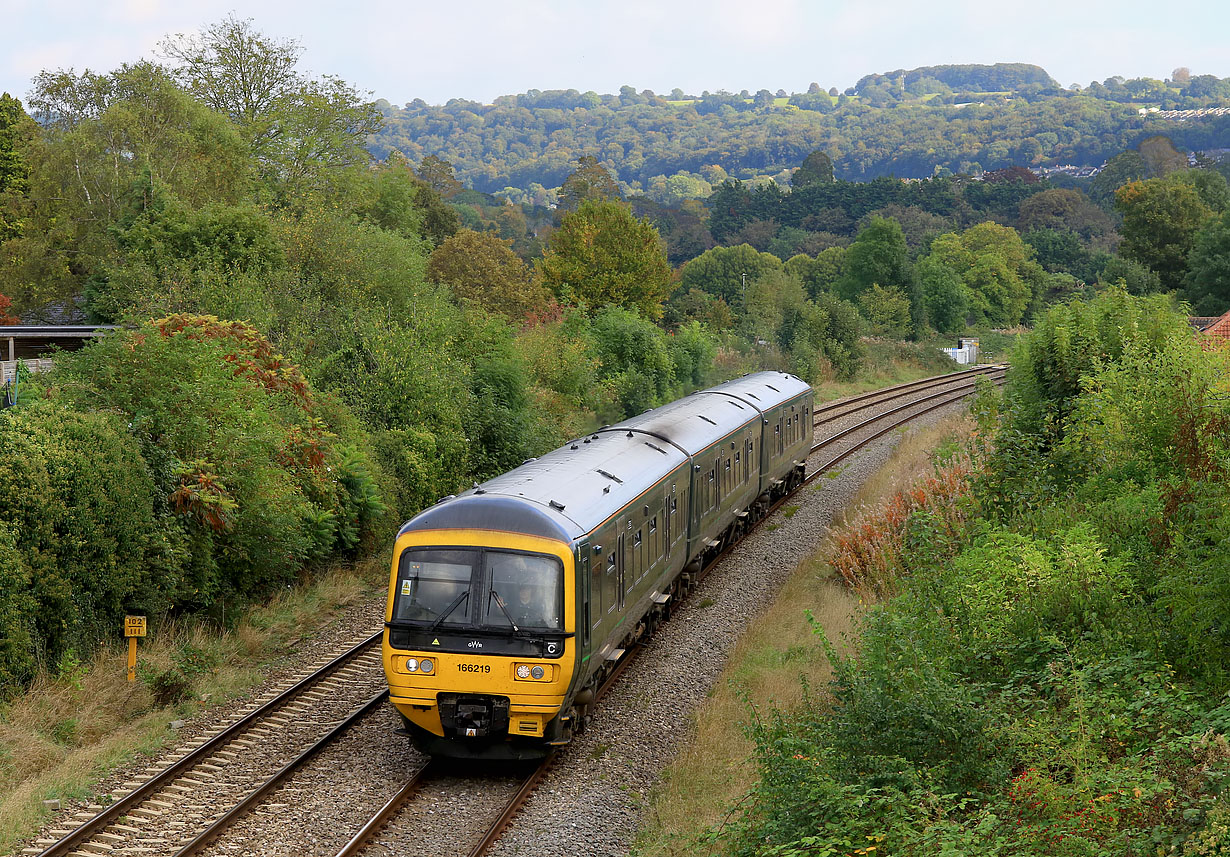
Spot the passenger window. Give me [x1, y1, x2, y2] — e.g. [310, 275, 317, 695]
[649, 516, 657, 533]
[634, 530, 642, 547]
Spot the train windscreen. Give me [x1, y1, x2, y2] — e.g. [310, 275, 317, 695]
[393, 549, 475, 625]
[483, 552, 563, 631]
[392, 548, 562, 631]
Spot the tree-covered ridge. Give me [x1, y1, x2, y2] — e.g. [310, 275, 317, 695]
[369, 65, 1230, 198]
[853, 63, 1059, 96]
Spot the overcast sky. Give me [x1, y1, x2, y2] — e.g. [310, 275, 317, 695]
[4, 0, 1229, 107]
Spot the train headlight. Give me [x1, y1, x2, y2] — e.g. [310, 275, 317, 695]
[514, 663, 551, 681]
[420, 659, 434, 674]
[405, 658, 419, 673]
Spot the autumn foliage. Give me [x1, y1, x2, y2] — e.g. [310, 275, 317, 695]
[829, 458, 973, 597]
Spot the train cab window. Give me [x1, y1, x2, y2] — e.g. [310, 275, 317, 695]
[392, 549, 474, 624]
[484, 552, 562, 630]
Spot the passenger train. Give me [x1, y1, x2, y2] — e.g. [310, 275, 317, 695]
[382, 371, 814, 759]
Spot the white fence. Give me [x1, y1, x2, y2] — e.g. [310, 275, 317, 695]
[941, 343, 979, 365]
[1, 358, 54, 385]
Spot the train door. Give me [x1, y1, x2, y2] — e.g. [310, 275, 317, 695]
[581, 546, 593, 646]
[664, 487, 673, 556]
[604, 534, 618, 618]
[616, 530, 627, 611]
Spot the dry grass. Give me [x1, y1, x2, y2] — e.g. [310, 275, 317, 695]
[634, 413, 975, 856]
[0, 555, 388, 853]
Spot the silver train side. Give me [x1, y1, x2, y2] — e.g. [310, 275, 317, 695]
[382, 371, 814, 759]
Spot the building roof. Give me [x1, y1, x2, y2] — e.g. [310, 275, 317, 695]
[1200, 311, 1230, 348]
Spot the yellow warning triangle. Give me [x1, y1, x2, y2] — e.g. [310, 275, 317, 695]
[432, 638, 440, 646]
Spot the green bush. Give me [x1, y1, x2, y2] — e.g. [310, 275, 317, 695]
[0, 400, 158, 673]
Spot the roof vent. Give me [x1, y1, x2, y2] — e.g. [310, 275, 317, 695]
[747, 393, 760, 400]
[571, 444, 579, 450]
[627, 430, 634, 438]
[439, 494, 456, 503]
[474, 489, 486, 495]
[766, 384, 780, 392]
[645, 442, 667, 454]
[523, 457, 537, 465]
[597, 468, 623, 483]
[584, 438, 592, 444]
[549, 499, 566, 511]
[697, 415, 717, 425]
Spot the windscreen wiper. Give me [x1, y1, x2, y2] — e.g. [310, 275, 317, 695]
[489, 590, 520, 632]
[429, 590, 469, 632]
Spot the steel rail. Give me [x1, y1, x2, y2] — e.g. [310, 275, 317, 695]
[175, 691, 389, 856]
[810, 373, 999, 455]
[332, 762, 438, 857]
[811, 364, 1004, 427]
[35, 631, 384, 857]
[806, 380, 1003, 483]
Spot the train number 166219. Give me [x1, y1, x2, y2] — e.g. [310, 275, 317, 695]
[457, 663, 490, 673]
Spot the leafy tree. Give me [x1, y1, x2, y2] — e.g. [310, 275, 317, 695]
[1022, 228, 1107, 283]
[927, 222, 1042, 325]
[1115, 177, 1214, 290]
[160, 15, 380, 199]
[537, 199, 670, 318]
[1137, 135, 1188, 178]
[558, 155, 621, 212]
[0, 291, 15, 324]
[917, 254, 968, 334]
[1183, 210, 1230, 315]
[1016, 189, 1117, 248]
[792, 150, 835, 188]
[1089, 150, 1145, 208]
[87, 175, 285, 320]
[427, 228, 547, 319]
[0, 93, 33, 243]
[11, 63, 248, 315]
[1096, 255, 1162, 296]
[857, 284, 913, 338]
[837, 216, 914, 302]
[678, 243, 783, 305]
[417, 154, 464, 199]
[784, 246, 846, 300]
[588, 305, 676, 416]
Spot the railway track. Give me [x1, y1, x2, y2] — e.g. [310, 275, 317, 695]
[29, 365, 1001, 857]
[29, 637, 387, 857]
[813, 363, 1003, 429]
[325, 367, 1004, 857]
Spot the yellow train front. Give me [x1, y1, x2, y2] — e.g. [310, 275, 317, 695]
[383, 504, 581, 760]
[383, 371, 815, 760]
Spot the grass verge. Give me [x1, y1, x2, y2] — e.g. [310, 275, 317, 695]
[0, 555, 389, 854]
[633, 413, 975, 856]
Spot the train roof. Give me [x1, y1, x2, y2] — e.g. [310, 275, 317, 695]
[397, 372, 811, 543]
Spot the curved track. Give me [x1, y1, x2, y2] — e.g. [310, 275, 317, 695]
[31, 365, 1002, 857]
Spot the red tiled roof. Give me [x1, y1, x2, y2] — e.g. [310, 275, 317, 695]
[1198, 311, 1230, 348]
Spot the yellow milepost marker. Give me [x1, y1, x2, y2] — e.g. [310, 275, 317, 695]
[124, 615, 147, 682]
